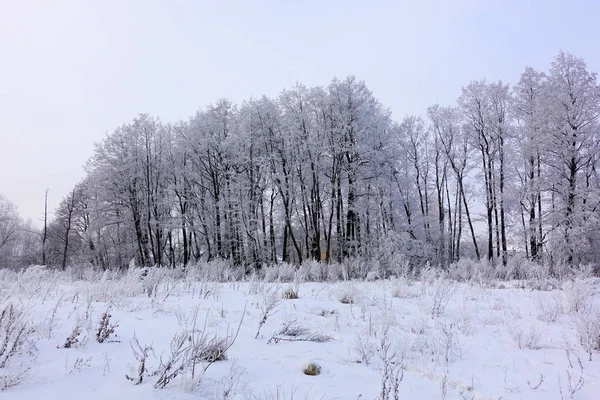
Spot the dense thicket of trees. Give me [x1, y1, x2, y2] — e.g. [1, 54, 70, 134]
[3, 51, 599, 272]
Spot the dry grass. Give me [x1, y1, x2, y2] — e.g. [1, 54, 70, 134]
[303, 362, 321, 376]
[282, 286, 299, 300]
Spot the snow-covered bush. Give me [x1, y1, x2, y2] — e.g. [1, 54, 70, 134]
[447, 258, 495, 284]
[186, 260, 243, 283]
[564, 279, 596, 314]
[508, 325, 543, 350]
[375, 230, 432, 278]
[337, 283, 359, 304]
[0, 303, 35, 391]
[64, 263, 102, 282]
[255, 286, 281, 339]
[574, 309, 600, 361]
[448, 258, 478, 282]
[62, 325, 87, 349]
[0, 303, 34, 369]
[213, 360, 245, 398]
[339, 257, 372, 281]
[390, 277, 415, 299]
[425, 277, 456, 318]
[295, 260, 347, 282]
[376, 327, 404, 399]
[536, 293, 563, 323]
[264, 263, 296, 283]
[0, 368, 29, 391]
[96, 309, 118, 343]
[350, 332, 376, 366]
[126, 333, 155, 385]
[153, 322, 240, 390]
[297, 260, 328, 282]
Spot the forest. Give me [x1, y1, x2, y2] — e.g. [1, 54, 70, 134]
[1, 51, 599, 274]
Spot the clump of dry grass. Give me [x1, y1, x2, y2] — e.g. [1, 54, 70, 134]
[282, 286, 299, 300]
[303, 361, 321, 376]
[267, 320, 333, 344]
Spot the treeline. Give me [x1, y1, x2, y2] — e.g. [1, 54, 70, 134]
[3, 51, 599, 272]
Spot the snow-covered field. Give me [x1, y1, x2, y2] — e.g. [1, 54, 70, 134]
[1, 265, 599, 399]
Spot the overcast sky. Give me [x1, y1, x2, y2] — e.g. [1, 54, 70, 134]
[1, 0, 599, 225]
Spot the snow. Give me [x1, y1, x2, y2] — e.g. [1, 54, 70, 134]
[1, 267, 599, 399]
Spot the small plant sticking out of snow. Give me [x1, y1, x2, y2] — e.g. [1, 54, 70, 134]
[65, 356, 93, 375]
[255, 286, 281, 339]
[96, 309, 119, 343]
[351, 333, 376, 366]
[377, 327, 404, 400]
[427, 277, 456, 318]
[303, 361, 321, 376]
[0, 304, 35, 390]
[213, 360, 245, 399]
[154, 331, 189, 389]
[152, 303, 246, 390]
[125, 333, 155, 385]
[559, 348, 585, 400]
[0, 303, 34, 369]
[574, 310, 600, 361]
[527, 374, 544, 391]
[181, 371, 204, 394]
[0, 368, 29, 391]
[61, 325, 86, 349]
[43, 294, 64, 339]
[318, 309, 338, 317]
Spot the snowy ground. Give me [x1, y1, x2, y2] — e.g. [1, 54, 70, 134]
[1, 266, 599, 399]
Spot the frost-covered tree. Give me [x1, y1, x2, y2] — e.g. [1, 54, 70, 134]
[544, 52, 600, 265]
[41, 53, 600, 273]
[512, 67, 547, 261]
[0, 195, 22, 266]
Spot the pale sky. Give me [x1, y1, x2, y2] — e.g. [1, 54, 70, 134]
[1, 0, 599, 225]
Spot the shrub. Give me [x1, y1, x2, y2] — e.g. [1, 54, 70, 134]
[427, 277, 456, 318]
[574, 310, 600, 361]
[337, 284, 358, 304]
[351, 334, 376, 366]
[0, 304, 34, 369]
[264, 263, 296, 283]
[62, 325, 86, 349]
[391, 278, 415, 299]
[96, 309, 118, 343]
[564, 279, 595, 314]
[125, 333, 155, 385]
[509, 325, 542, 350]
